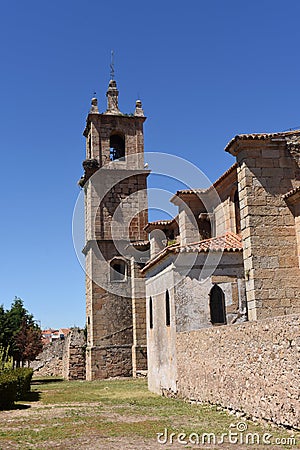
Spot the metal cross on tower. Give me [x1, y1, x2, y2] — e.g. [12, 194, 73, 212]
[110, 50, 115, 80]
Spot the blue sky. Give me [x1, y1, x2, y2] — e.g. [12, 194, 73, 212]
[0, 0, 300, 328]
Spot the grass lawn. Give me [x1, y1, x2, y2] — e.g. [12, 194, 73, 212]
[0, 377, 298, 449]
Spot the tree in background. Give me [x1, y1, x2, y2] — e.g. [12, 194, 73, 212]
[14, 318, 42, 367]
[0, 305, 5, 346]
[0, 297, 42, 368]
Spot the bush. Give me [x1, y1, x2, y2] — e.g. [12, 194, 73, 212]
[0, 367, 33, 408]
[0, 371, 17, 409]
[15, 367, 33, 400]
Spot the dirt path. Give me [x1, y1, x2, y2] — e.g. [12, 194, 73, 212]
[0, 401, 298, 450]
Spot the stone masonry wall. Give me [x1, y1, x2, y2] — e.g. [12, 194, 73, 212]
[232, 139, 300, 320]
[31, 339, 65, 377]
[87, 346, 132, 380]
[176, 314, 300, 429]
[62, 328, 86, 380]
[32, 330, 86, 380]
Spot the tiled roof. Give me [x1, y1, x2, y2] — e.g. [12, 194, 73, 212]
[146, 220, 174, 226]
[130, 240, 150, 247]
[140, 242, 179, 272]
[142, 232, 242, 272]
[282, 185, 300, 200]
[42, 329, 58, 334]
[174, 188, 207, 195]
[59, 328, 71, 335]
[176, 232, 243, 253]
[144, 217, 178, 232]
[225, 129, 300, 153]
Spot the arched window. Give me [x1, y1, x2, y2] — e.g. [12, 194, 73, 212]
[165, 290, 170, 327]
[149, 297, 153, 329]
[110, 259, 127, 282]
[109, 134, 125, 161]
[209, 285, 226, 325]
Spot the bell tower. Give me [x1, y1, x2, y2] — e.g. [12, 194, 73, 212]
[80, 78, 149, 380]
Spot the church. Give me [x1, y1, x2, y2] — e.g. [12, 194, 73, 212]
[79, 78, 300, 428]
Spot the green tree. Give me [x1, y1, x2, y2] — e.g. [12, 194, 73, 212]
[14, 318, 43, 367]
[0, 304, 6, 346]
[2, 297, 42, 368]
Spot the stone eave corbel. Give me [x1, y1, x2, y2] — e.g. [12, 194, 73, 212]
[78, 158, 100, 187]
[282, 186, 300, 206]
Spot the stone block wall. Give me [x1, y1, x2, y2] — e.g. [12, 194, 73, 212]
[62, 328, 86, 380]
[32, 329, 86, 380]
[295, 202, 300, 267]
[88, 114, 145, 169]
[211, 164, 238, 236]
[285, 192, 300, 269]
[31, 339, 65, 377]
[95, 171, 148, 241]
[84, 167, 149, 381]
[86, 346, 132, 379]
[228, 138, 300, 321]
[176, 314, 300, 429]
[131, 259, 147, 376]
[214, 200, 232, 236]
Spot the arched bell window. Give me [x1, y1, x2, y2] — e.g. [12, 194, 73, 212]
[109, 133, 125, 161]
[209, 285, 226, 325]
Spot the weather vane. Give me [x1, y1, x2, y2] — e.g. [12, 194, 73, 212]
[110, 50, 115, 80]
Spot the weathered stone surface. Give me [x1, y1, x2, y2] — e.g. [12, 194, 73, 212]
[31, 339, 65, 377]
[32, 329, 86, 380]
[231, 136, 300, 320]
[62, 328, 86, 380]
[176, 314, 300, 429]
[83, 81, 149, 380]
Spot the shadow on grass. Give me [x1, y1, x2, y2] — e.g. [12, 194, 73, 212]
[31, 378, 64, 385]
[12, 403, 31, 410]
[21, 390, 41, 402]
[9, 390, 42, 410]
[0, 391, 41, 411]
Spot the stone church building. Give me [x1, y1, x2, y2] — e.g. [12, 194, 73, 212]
[79, 79, 299, 428]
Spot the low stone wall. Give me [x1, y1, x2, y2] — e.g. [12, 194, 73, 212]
[86, 345, 132, 380]
[176, 314, 300, 430]
[62, 328, 86, 380]
[32, 329, 86, 380]
[31, 340, 65, 377]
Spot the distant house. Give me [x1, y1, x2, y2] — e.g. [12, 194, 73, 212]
[41, 328, 71, 345]
[59, 328, 71, 339]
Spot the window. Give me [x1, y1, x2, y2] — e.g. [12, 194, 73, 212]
[209, 285, 226, 325]
[109, 134, 125, 161]
[165, 290, 170, 326]
[234, 189, 241, 234]
[149, 297, 153, 329]
[110, 259, 127, 282]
